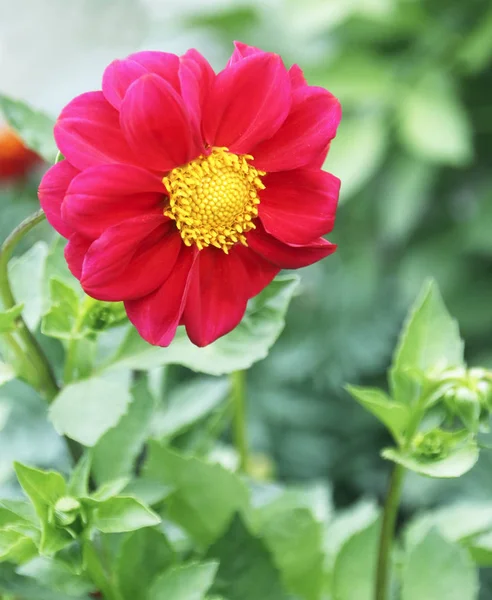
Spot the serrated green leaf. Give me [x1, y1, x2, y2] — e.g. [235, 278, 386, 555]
[332, 519, 380, 600]
[397, 73, 473, 166]
[89, 496, 160, 533]
[148, 561, 218, 600]
[391, 279, 464, 403]
[92, 377, 155, 483]
[206, 515, 287, 600]
[49, 376, 133, 446]
[0, 95, 57, 163]
[382, 439, 479, 478]
[144, 443, 250, 546]
[346, 385, 410, 440]
[116, 528, 175, 600]
[402, 529, 478, 600]
[152, 378, 229, 439]
[108, 274, 299, 375]
[0, 304, 24, 334]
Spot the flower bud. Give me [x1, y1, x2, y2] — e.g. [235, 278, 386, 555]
[49, 496, 83, 529]
[412, 430, 450, 461]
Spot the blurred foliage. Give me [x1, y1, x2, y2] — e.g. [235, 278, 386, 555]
[1, 0, 492, 594]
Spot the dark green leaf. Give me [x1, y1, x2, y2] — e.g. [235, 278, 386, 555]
[18, 556, 94, 595]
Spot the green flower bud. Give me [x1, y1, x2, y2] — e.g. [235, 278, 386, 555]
[48, 496, 86, 535]
[411, 429, 453, 461]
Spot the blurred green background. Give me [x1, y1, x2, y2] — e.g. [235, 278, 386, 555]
[1, 0, 492, 530]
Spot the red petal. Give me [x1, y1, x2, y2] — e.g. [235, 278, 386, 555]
[102, 59, 148, 110]
[289, 64, 307, 89]
[247, 222, 337, 269]
[65, 233, 92, 279]
[63, 164, 165, 238]
[54, 92, 139, 171]
[233, 245, 280, 298]
[38, 161, 79, 238]
[128, 51, 181, 90]
[259, 169, 340, 244]
[179, 49, 215, 131]
[81, 216, 179, 302]
[182, 247, 250, 347]
[120, 74, 203, 172]
[251, 87, 341, 172]
[125, 245, 197, 347]
[227, 41, 263, 66]
[202, 53, 291, 154]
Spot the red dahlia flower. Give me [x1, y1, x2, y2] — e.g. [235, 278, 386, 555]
[0, 124, 40, 179]
[38, 42, 341, 347]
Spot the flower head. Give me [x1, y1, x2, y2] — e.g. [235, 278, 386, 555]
[0, 123, 40, 179]
[39, 42, 341, 347]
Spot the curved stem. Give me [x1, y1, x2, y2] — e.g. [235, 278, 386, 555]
[231, 370, 248, 473]
[375, 463, 405, 600]
[0, 210, 59, 401]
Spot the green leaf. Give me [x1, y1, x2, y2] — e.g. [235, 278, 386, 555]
[8, 241, 49, 330]
[92, 377, 155, 483]
[332, 519, 380, 600]
[116, 528, 175, 600]
[397, 73, 473, 166]
[14, 463, 66, 521]
[0, 562, 80, 599]
[0, 304, 24, 334]
[467, 531, 492, 566]
[148, 562, 218, 600]
[108, 274, 299, 376]
[0, 361, 15, 387]
[89, 496, 160, 533]
[401, 530, 478, 600]
[0, 529, 37, 563]
[346, 385, 410, 440]
[152, 378, 229, 439]
[0, 95, 57, 163]
[49, 375, 133, 446]
[17, 556, 94, 595]
[382, 438, 479, 478]
[0, 500, 37, 528]
[41, 278, 80, 340]
[206, 515, 287, 600]
[391, 279, 464, 403]
[144, 443, 250, 546]
[259, 507, 323, 600]
[67, 452, 92, 498]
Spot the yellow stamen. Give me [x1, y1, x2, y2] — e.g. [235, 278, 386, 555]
[163, 147, 265, 253]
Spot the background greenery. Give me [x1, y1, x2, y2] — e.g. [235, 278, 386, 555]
[1, 0, 492, 597]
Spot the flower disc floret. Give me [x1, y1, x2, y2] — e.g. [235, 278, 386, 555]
[163, 147, 264, 253]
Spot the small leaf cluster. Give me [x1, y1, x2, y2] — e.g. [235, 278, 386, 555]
[348, 279, 490, 479]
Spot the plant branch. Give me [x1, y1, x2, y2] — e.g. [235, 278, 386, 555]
[0, 209, 59, 401]
[374, 463, 405, 600]
[231, 370, 248, 473]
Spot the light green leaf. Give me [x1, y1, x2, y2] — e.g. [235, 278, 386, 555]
[148, 562, 218, 600]
[259, 507, 323, 600]
[391, 279, 464, 403]
[8, 241, 49, 330]
[401, 529, 478, 600]
[0, 362, 15, 387]
[89, 496, 160, 533]
[467, 531, 492, 566]
[397, 73, 473, 166]
[0, 95, 57, 163]
[0, 500, 37, 528]
[14, 463, 66, 521]
[382, 439, 479, 478]
[206, 515, 286, 600]
[90, 477, 130, 502]
[0, 529, 37, 564]
[67, 452, 92, 498]
[41, 278, 80, 340]
[0, 304, 24, 334]
[92, 377, 155, 483]
[144, 443, 250, 546]
[152, 378, 229, 439]
[18, 556, 94, 595]
[108, 274, 299, 376]
[346, 385, 410, 440]
[49, 376, 133, 446]
[332, 519, 380, 600]
[117, 528, 175, 600]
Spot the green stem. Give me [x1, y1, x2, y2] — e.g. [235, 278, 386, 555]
[0, 210, 59, 401]
[231, 370, 248, 473]
[374, 463, 405, 600]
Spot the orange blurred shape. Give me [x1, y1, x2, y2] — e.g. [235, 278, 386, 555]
[0, 125, 40, 179]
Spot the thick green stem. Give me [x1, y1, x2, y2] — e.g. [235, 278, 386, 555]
[0, 210, 59, 401]
[231, 370, 248, 473]
[375, 463, 405, 600]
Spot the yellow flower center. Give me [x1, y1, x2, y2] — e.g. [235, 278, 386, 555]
[163, 147, 265, 253]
